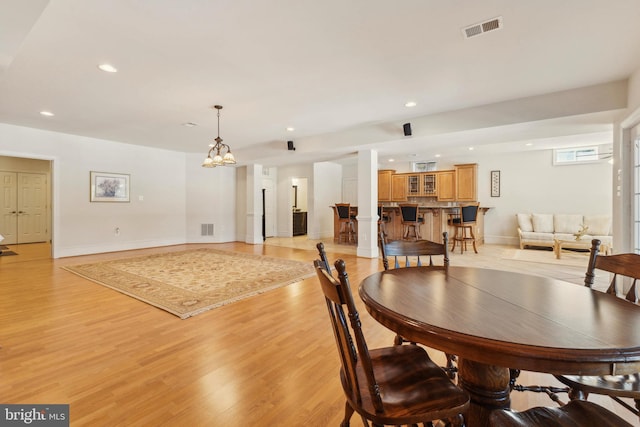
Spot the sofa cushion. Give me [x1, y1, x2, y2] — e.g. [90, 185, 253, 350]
[585, 235, 613, 247]
[520, 231, 555, 242]
[554, 233, 579, 241]
[583, 215, 611, 236]
[517, 213, 533, 232]
[531, 213, 554, 233]
[554, 214, 584, 234]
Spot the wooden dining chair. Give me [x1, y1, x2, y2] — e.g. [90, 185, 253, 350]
[447, 203, 479, 254]
[313, 255, 469, 427]
[489, 399, 634, 427]
[379, 230, 449, 270]
[552, 239, 640, 421]
[378, 231, 457, 379]
[377, 204, 391, 238]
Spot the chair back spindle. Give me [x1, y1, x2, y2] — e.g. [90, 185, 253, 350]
[379, 231, 449, 271]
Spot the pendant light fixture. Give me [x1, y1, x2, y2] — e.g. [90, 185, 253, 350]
[202, 105, 236, 167]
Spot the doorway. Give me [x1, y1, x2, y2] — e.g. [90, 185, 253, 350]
[291, 177, 308, 236]
[0, 157, 51, 248]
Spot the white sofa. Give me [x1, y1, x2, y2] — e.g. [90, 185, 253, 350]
[517, 213, 612, 251]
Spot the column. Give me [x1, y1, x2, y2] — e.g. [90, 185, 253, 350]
[245, 164, 263, 244]
[357, 149, 378, 258]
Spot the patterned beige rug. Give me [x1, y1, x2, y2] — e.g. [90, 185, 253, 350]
[63, 248, 315, 319]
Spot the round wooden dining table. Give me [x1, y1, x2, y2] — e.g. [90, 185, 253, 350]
[359, 266, 640, 427]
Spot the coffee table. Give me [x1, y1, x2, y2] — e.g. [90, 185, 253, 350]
[553, 238, 608, 259]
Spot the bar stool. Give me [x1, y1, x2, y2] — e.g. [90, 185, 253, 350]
[377, 204, 391, 238]
[335, 203, 357, 244]
[399, 203, 424, 240]
[448, 203, 479, 253]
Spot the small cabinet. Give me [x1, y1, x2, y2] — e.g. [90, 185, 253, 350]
[378, 169, 394, 201]
[421, 173, 436, 196]
[391, 174, 407, 201]
[293, 211, 307, 236]
[437, 170, 455, 201]
[407, 174, 420, 196]
[406, 173, 436, 197]
[455, 163, 477, 202]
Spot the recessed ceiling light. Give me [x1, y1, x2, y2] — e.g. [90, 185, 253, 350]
[405, 101, 417, 108]
[435, 154, 441, 158]
[525, 143, 533, 146]
[468, 147, 474, 151]
[388, 158, 395, 162]
[98, 63, 118, 73]
[40, 111, 54, 117]
[286, 127, 295, 132]
[182, 122, 198, 127]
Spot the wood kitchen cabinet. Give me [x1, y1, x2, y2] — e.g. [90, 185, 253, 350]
[455, 163, 477, 201]
[406, 174, 420, 196]
[436, 170, 455, 201]
[378, 169, 394, 201]
[406, 173, 436, 197]
[421, 173, 436, 196]
[391, 174, 407, 201]
[379, 164, 476, 203]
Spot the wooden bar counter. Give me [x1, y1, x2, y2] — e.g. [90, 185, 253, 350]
[381, 205, 488, 244]
[331, 205, 489, 245]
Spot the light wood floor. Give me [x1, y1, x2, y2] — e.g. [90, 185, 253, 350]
[0, 239, 637, 426]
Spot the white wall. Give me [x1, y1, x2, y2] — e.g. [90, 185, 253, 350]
[0, 123, 188, 257]
[628, 68, 640, 111]
[311, 162, 342, 240]
[185, 152, 237, 243]
[473, 150, 612, 245]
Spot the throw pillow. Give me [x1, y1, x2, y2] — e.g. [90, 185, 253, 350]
[584, 215, 611, 236]
[531, 213, 554, 233]
[516, 213, 533, 232]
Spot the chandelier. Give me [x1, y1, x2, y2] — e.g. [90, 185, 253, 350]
[202, 105, 236, 167]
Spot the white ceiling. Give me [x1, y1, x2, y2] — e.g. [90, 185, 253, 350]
[1, 0, 639, 167]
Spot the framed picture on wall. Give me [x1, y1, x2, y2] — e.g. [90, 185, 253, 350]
[90, 171, 130, 202]
[491, 170, 500, 197]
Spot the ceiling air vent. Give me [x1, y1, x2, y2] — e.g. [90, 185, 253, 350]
[462, 16, 503, 39]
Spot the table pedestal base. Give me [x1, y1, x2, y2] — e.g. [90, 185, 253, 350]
[458, 359, 511, 426]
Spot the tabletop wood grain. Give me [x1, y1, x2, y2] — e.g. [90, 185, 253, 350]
[359, 266, 640, 376]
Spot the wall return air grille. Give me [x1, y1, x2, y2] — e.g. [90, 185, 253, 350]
[462, 16, 503, 39]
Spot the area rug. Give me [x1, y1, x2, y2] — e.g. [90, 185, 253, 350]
[63, 248, 315, 319]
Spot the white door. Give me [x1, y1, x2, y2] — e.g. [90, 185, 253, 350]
[0, 171, 18, 244]
[18, 173, 48, 243]
[0, 172, 48, 244]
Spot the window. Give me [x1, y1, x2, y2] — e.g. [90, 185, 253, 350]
[553, 146, 599, 165]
